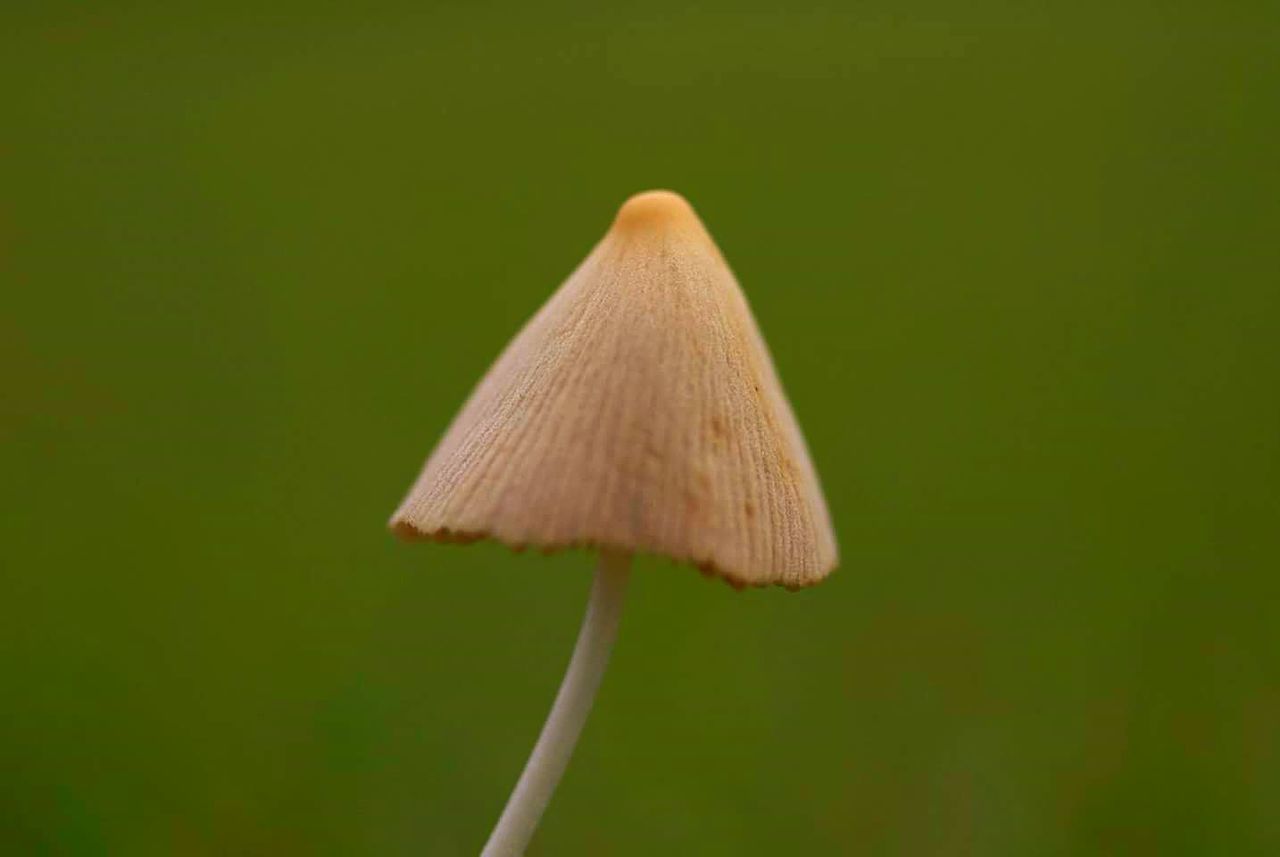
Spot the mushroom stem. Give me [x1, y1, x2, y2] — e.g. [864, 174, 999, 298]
[481, 550, 632, 857]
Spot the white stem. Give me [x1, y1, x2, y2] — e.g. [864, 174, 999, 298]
[480, 550, 632, 857]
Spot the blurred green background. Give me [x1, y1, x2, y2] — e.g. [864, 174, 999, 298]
[3, 1, 1277, 854]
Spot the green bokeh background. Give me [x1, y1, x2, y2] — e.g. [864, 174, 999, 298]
[3, 2, 1277, 854]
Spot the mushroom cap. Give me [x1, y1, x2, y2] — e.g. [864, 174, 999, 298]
[390, 190, 837, 589]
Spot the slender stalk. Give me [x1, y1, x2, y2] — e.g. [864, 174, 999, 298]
[481, 550, 632, 857]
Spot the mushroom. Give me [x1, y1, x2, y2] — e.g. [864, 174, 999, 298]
[390, 190, 837, 855]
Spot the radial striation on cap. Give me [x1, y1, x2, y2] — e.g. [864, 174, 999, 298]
[390, 190, 837, 588]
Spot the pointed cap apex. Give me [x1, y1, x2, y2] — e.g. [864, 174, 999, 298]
[612, 189, 701, 234]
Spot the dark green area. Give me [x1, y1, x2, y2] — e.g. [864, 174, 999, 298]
[3, 2, 1277, 854]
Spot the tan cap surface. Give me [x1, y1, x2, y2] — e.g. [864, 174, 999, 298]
[391, 190, 837, 588]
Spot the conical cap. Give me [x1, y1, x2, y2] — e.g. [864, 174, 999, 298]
[391, 190, 837, 588]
